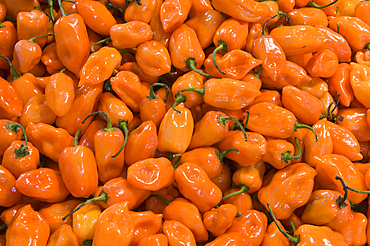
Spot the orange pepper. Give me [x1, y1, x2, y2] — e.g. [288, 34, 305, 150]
[0, 165, 21, 207]
[19, 94, 57, 127]
[258, 163, 317, 220]
[205, 232, 243, 246]
[149, 0, 171, 48]
[72, 203, 101, 245]
[26, 122, 74, 162]
[288, 8, 328, 26]
[40, 42, 65, 74]
[75, 0, 116, 36]
[261, 220, 290, 246]
[314, 154, 367, 204]
[125, 0, 156, 23]
[15, 168, 70, 203]
[211, 164, 232, 194]
[186, 10, 225, 50]
[204, 204, 238, 237]
[118, 61, 159, 84]
[0, 120, 23, 159]
[5, 204, 50, 246]
[0, 74, 23, 118]
[129, 211, 163, 246]
[1, 123, 39, 178]
[145, 185, 180, 214]
[287, 53, 313, 68]
[0, 3, 6, 22]
[337, 108, 370, 142]
[77, 119, 106, 153]
[0, 21, 17, 71]
[140, 84, 168, 128]
[55, 83, 103, 135]
[327, 63, 354, 107]
[349, 62, 370, 108]
[110, 21, 153, 49]
[175, 162, 222, 212]
[38, 199, 81, 234]
[188, 0, 212, 18]
[245, 89, 282, 110]
[92, 202, 134, 246]
[222, 187, 253, 214]
[162, 197, 209, 242]
[262, 138, 301, 169]
[339, 211, 367, 246]
[0, 204, 26, 226]
[127, 157, 174, 191]
[137, 234, 168, 246]
[354, 50, 370, 67]
[163, 220, 196, 246]
[16, 9, 48, 48]
[355, 1, 370, 26]
[54, 6, 90, 78]
[297, 76, 328, 99]
[260, 61, 310, 90]
[79, 47, 122, 87]
[47, 224, 79, 246]
[232, 160, 266, 193]
[212, 0, 271, 22]
[226, 210, 268, 246]
[305, 49, 339, 78]
[218, 130, 267, 167]
[245, 22, 263, 54]
[160, 0, 192, 33]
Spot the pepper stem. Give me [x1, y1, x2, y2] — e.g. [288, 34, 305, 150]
[169, 153, 182, 168]
[337, 177, 370, 194]
[222, 116, 248, 141]
[105, 2, 124, 20]
[58, 0, 67, 16]
[185, 57, 222, 79]
[62, 190, 109, 221]
[212, 40, 228, 75]
[113, 120, 129, 158]
[278, 11, 291, 26]
[180, 87, 205, 96]
[267, 203, 301, 245]
[172, 93, 187, 113]
[294, 120, 318, 142]
[289, 221, 296, 233]
[281, 137, 301, 164]
[147, 83, 169, 102]
[307, 0, 338, 8]
[365, 43, 370, 50]
[83, 240, 93, 246]
[149, 195, 171, 205]
[243, 110, 250, 128]
[48, 0, 55, 22]
[82, 111, 114, 131]
[262, 14, 278, 36]
[335, 176, 349, 209]
[91, 37, 112, 53]
[28, 34, 55, 43]
[0, 21, 4, 28]
[0, 223, 7, 230]
[126, 0, 142, 6]
[0, 54, 20, 80]
[10, 124, 29, 158]
[221, 184, 249, 200]
[215, 148, 239, 164]
[73, 129, 82, 147]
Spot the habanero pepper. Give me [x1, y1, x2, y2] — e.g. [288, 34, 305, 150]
[110, 21, 153, 50]
[0, 73, 23, 118]
[204, 204, 238, 237]
[261, 220, 290, 246]
[72, 203, 101, 245]
[205, 232, 243, 246]
[0, 21, 17, 71]
[327, 63, 354, 107]
[125, 0, 157, 23]
[349, 62, 370, 108]
[47, 224, 79, 246]
[233, 160, 266, 193]
[129, 211, 163, 246]
[211, 164, 232, 194]
[297, 76, 328, 98]
[118, 61, 159, 84]
[355, 50, 370, 67]
[19, 94, 57, 127]
[149, 0, 171, 48]
[337, 108, 370, 142]
[160, 0, 192, 33]
[0, 120, 23, 159]
[222, 187, 253, 214]
[288, 8, 328, 26]
[0, 165, 21, 207]
[41, 42, 65, 75]
[137, 234, 168, 246]
[78, 119, 106, 153]
[163, 220, 196, 246]
[305, 49, 339, 78]
[140, 83, 168, 128]
[262, 138, 301, 169]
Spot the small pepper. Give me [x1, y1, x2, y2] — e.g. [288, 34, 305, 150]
[129, 211, 163, 246]
[163, 220, 196, 246]
[47, 224, 79, 246]
[0, 165, 21, 207]
[110, 21, 153, 50]
[0, 120, 23, 159]
[160, 0, 192, 33]
[305, 49, 339, 78]
[140, 83, 168, 128]
[72, 203, 101, 245]
[137, 234, 168, 246]
[19, 94, 57, 127]
[203, 204, 238, 237]
[232, 160, 266, 193]
[337, 108, 370, 142]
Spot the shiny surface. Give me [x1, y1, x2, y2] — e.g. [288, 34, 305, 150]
[72, 203, 101, 245]
[0, 165, 21, 207]
[125, 0, 157, 23]
[163, 220, 197, 246]
[203, 204, 237, 237]
[0, 21, 17, 70]
[130, 211, 163, 245]
[289, 8, 328, 26]
[13, 40, 42, 74]
[175, 162, 222, 212]
[110, 22, 153, 49]
[327, 63, 354, 107]
[47, 224, 79, 246]
[337, 108, 370, 141]
[137, 234, 168, 246]
[41, 43, 65, 74]
[12, 73, 43, 106]
[16, 9, 47, 48]
[214, 18, 249, 52]
[15, 168, 70, 203]
[296, 225, 348, 245]
[160, 0, 192, 33]
[19, 94, 57, 127]
[350, 63, 370, 108]
[305, 49, 339, 78]
[0, 77, 23, 117]
[0, 120, 23, 159]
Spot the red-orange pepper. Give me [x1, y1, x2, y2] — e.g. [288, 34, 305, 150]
[0, 21, 17, 71]
[261, 220, 290, 246]
[233, 160, 266, 193]
[40, 42, 65, 74]
[149, 0, 171, 48]
[339, 210, 367, 245]
[0, 74, 23, 118]
[0, 120, 23, 159]
[19, 94, 57, 127]
[163, 220, 196, 246]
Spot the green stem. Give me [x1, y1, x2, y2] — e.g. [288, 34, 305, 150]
[267, 203, 300, 245]
[10, 124, 29, 158]
[147, 83, 169, 102]
[337, 23, 340, 33]
[307, 0, 338, 8]
[350, 201, 367, 213]
[172, 93, 187, 113]
[113, 120, 129, 158]
[254, 65, 262, 78]
[105, 2, 124, 19]
[48, 0, 56, 22]
[0, 54, 20, 80]
[335, 176, 348, 209]
[289, 221, 296, 233]
[0, 21, 4, 28]
[224, 116, 248, 141]
[281, 137, 301, 164]
[4, 15, 16, 24]
[365, 43, 370, 50]
[235, 211, 242, 217]
[0, 223, 7, 230]
[58, 0, 67, 16]
[91, 37, 112, 53]
[278, 11, 291, 26]
[185, 57, 222, 79]
[294, 120, 318, 142]
[82, 111, 115, 131]
[62, 190, 109, 221]
[149, 195, 171, 205]
[212, 40, 228, 75]
[244, 110, 250, 128]
[119, 49, 135, 56]
[126, 0, 142, 6]
[28, 34, 55, 43]
[215, 148, 239, 164]
[83, 240, 93, 246]
[169, 153, 182, 168]
[262, 14, 278, 36]
[60, 68, 66, 73]
[221, 184, 249, 200]
[73, 129, 82, 147]
[180, 87, 205, 96]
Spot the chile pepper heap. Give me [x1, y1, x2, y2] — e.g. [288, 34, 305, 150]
[2, 0, 370, 245]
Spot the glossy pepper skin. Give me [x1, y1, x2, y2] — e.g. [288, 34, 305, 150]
[72, 203, 101, 245]
[0, 77, 23, 118]
[350, 63, 370, 108]
[163, 197, 208, 242]
[26, 122, 74, 162]
[314, 154, 368, 204]
[15, 168, 70, 203]
[0, 165, 21, 207]
[59, 130, 99, 198]
[54, 12, 90, 78]
[294, 224, 348, 245]
[214, 18, 249, 53]
[258, 163, 317, 220]
[233, 160, 266, 193]
[160, 0, 192, 33]
[129, 211, 163, 246]
[212, 0, 271, 23]
[12, 38, 43, 74]
[47, 224, 79, 246]
[98, 92, 134, 127]
[140, 85, 167, 128]
[203, 204, 238, 237]
[337, 108, 370, 142]
[163, 220, 197, 246]
[92, 202, 134, 246]
[327, 63, 354, 107]
[6, 204, 50, 246]
[125, 0, 157, 23]
[339, 211, 367, 246]
[222, 188, 253, 214]
[0, 120, 23, 159]
[0, 21, 17, 71]
[79, 47, 122, 88]
[305, 49, 339, 78]
[157, 102, 194, 154]
[110, 21, 153, 50]
[45, 72, 75, 117]
[261, 221, 290, 246]
[137, 234, 168, 246]
[127, 157, 174, 191]
[175, 162, 223, 212]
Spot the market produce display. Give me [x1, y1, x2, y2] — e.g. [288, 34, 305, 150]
[1, 0, 370, 245]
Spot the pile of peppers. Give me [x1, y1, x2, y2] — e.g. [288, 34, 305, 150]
[1, 0, 370, 245]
